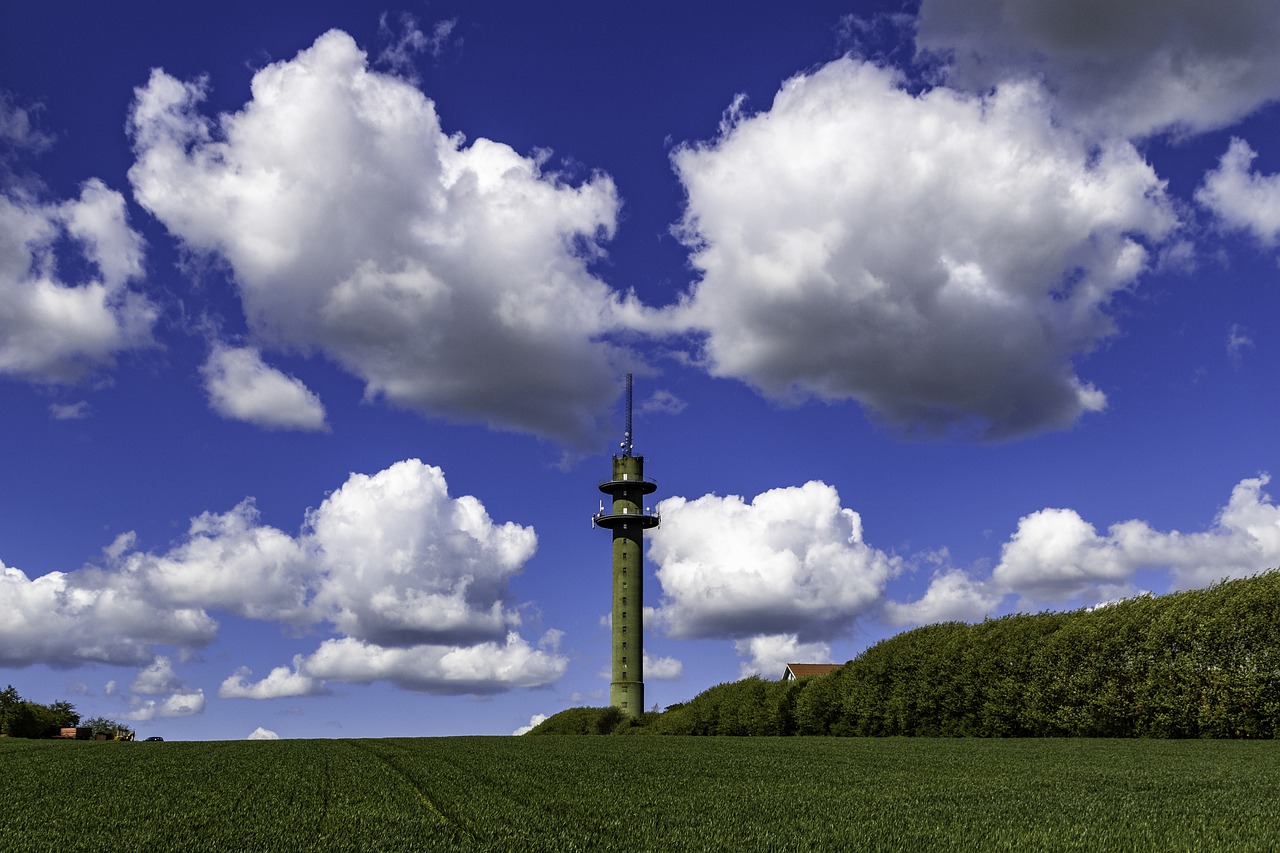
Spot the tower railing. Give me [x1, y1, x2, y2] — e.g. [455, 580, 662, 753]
[597, 475, 658, 490]
[592, 506, 660, 528]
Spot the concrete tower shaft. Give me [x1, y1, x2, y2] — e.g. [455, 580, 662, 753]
[594, 454, 658, 716]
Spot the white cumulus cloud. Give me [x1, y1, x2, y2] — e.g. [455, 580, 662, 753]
[299, 632, 568, 695]
[219, 656, 328, 699]
[991, 507, 1135, 598]
[882, 569, 1006, 626]
[1196, 138, 1280, 246]
[643, 652, 684, 680]
[888, 474, 1280, 623]
[1110, 475, 1280, 589]
[734, 634, 832, 680]
[201, 344, 328, 431]
[128, 29, 629, 445]
[305, 459, 537, 647]
[131, 656, 186, 696]
[512, 713, 548, 736]
[0, 459, 565, 696]
[125, 689, 206, 721]
[669, 59, 1174, 440]
[0, 560, 217, 667]
[0, 178, 155, 382]
[121, 500, 311, 624]
[247, 726, 280, 740]
[651, 481, 898, 642]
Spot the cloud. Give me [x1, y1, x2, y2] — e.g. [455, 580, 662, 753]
[377, 12, 458, 75]
[49, 401, 90, 420]
[109, 458, 536, 647]
[0, 178, 156, 383]
[512, 713, 548, 736]
[991, 507, 1134, 598]
[1227, 324, 1255, 365]
[1, 458, 565, 696]
[305, 459, 537, 647]
[669, 59, 1174, 440]
[219, 656, 328, 699]
[122, 499, 312, 624]
[643, 652, 683, 680]
[882, 569, 1006, 626]
[1112, 475, 1280, 589]
[991, 476, 1280, 598]
[651, 481, 898, 642]
[200, 344, 329, 431]
[639, 389, 686, 416]
[916, 0, 1280, 138]
[298, 632, 568, 695]
[888, 474, 1280, 623]
[128, 29, 629, 445]
[61, 178, 147, 286]
[0, 560, 217, 667]
[131, 656, 186, 696]
[1196, 138, 1280, 246]
[734, 634, 832, 680]
[247, 726, 280, 740]
[125, 689, 206, 721]
[122, 657, 206, 722]
[0, 94, 54, 153]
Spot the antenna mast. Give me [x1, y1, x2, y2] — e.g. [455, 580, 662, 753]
[621, 373, 634, 457]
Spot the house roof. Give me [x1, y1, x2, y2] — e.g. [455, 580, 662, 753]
[782, 663, 841, 681]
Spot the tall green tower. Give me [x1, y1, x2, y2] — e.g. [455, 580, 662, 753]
[593, 374, 658, 717]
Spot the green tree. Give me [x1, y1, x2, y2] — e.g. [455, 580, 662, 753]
[0, 684, 21, 735]
[0, 690, 80, 738]
[82, 716, 133, 739]
[525, 706, 628, 735]
[560, 570, 1280, 740]
[48, 700, 80, 728]
[7, 702, 60, 738]
[792, 668, 841, 735]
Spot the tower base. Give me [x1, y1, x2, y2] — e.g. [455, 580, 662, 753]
[610, 681, 644, 718]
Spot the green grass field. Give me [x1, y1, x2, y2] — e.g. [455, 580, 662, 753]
[1, 736, 1275, 851]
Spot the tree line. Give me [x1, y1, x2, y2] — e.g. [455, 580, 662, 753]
[0, 685, 131, 740]
[530, 571, 1280, 738]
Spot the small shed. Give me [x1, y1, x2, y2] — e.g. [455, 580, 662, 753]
[781, 663, 841, 682]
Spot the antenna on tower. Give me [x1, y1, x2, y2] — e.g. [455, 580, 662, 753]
[620, 373, 634, 457]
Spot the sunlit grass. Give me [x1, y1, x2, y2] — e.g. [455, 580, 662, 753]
[1, 736, 1274, 850]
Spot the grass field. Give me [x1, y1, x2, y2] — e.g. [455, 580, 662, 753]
[0, 736, 1275, 851]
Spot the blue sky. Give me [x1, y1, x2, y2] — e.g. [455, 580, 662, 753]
[3, 0, 1280, 739]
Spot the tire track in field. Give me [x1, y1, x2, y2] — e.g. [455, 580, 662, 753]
[346, 740, 479, 845]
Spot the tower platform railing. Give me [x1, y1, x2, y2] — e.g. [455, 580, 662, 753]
[592, 506, 660, 529]
[598, 475, 658, 494]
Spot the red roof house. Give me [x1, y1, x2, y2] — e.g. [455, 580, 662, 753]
[781, 663, 842, 681]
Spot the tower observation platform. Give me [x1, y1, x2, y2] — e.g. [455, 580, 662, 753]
[592, 474, 659, 530]
[592, 375, 658, 717]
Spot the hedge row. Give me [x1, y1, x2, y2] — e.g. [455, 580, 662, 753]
[532, 571, 1280, 738]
